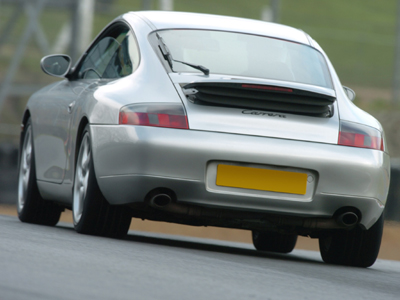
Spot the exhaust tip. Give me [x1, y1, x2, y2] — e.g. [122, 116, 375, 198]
[337, 212, 359, 227]
[150, 194, 172, 207]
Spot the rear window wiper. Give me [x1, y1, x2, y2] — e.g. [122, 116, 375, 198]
[156, 33, 210, 76]
[173, 59, 210, 76]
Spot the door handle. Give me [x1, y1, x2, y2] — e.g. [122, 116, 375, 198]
[68, 101, 76, 114]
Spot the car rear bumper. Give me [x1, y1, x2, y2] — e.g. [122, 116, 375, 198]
[91, 125, 390, 229]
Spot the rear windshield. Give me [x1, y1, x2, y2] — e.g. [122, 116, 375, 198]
[156, 30, 333, 89]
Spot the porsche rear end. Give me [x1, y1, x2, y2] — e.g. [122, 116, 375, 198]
[86, 12, 390, 268]
[94, 24, 389, 235]
[143, 28, 388, 231]
[158, 75, 388, 232]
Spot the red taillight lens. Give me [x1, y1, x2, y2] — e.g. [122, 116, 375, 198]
[119, 103, 189, 129]
[338, 121, 384, 151]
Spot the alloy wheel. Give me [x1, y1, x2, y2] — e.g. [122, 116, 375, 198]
[17, 126, 32, 213]
[73, 133, 91, 225]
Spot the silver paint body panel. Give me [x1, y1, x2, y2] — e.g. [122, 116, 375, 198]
[170, 74, 340, 144]
[90, 125, 388, 229]
[23, 11, 389, 230]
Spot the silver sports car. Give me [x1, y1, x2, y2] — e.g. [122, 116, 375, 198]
[17, 11, 390, 267]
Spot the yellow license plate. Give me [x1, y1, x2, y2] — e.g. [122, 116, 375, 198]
[216, 164, 307, 195]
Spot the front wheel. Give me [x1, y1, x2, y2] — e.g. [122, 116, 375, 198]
[319, 214, 384, 268]
[17, 118, 62, 225]
[72, 125, 131, 238]
[252, 230, 297, 253]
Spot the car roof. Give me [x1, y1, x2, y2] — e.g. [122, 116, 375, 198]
[129, 11, 311, 45]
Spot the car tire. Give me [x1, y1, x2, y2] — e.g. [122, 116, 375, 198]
[319, 213, 384, 268]
[17, 118, 62, 226]
[252, 230, 298, 253]
[72, 125, 131, 238]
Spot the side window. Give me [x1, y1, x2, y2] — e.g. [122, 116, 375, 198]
[78, 24, 139, 79]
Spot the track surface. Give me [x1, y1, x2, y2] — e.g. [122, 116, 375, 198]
[1, 215, 400, 300]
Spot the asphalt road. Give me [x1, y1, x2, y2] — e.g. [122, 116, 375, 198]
[1, 215, 400, 300]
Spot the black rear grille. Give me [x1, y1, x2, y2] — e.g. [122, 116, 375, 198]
[182, 82, 336, 117]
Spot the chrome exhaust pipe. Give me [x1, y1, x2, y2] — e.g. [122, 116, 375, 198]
[150, 193, 172, 208]
[336, 212, 359, 227]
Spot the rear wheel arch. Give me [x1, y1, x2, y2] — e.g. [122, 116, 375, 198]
[72, 123, 131, 237]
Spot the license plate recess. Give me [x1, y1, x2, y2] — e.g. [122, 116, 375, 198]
[216, 164, 307, 195]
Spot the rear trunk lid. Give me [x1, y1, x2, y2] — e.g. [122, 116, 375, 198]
[170, 74, 339, 144]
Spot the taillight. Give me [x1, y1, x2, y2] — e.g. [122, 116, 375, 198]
[119, 103, 189, 129]
[338, 121, 384, 151]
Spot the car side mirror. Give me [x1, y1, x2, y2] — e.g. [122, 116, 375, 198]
[343, 86, 356, 102]
[40, 54, 71, 77]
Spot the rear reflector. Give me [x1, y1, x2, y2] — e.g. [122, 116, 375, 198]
[119, 103, 189, 129]
[338, 121, 384, 151]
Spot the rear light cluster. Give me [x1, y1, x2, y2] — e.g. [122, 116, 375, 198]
[119, 103, 189, 129]
[338, 121, 384, 151]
